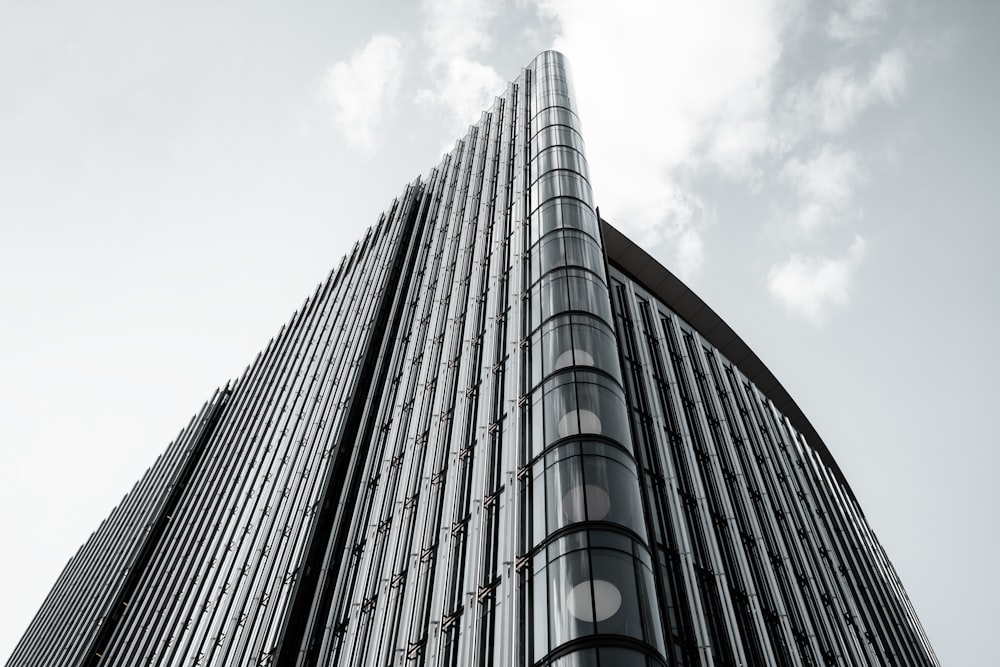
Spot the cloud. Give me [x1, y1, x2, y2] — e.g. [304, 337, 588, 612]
[322, 34, 404, 155]
[781, 145, 863, 231]
[422, 0, 498, 61]
[827, 0, 887, 42]
[534, 0, 790, 277]
[767, 235, 867, 324]
[417, 0, 504, 128]
[416, 57, 504, 129]
[784, 48, 909, 134]
[531, 0, 910, 318]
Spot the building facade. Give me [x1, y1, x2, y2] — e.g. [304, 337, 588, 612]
[8, 52, 937, 667]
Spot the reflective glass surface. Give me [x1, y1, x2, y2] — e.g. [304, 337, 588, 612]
[529, 269, 614, 331]
[530, 314, 622, 389]
[529, 371, 632, 458]
[531, 532, 664, 660]
[531, 198, 601, 243]
[530, 441, 647, 545]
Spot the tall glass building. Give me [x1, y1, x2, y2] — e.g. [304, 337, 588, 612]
[8, 52, 938, 667]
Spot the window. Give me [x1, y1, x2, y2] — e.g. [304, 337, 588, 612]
[529, 372, 631, 459]
[530, 442, 647, 546]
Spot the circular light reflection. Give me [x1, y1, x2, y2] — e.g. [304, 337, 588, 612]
[561, 484, 612, 522]
[557, 409, 602, 438]
[554, 348, 595, 369]
[567, 579, 622, 622]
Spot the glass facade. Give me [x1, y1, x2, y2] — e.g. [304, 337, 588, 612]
[8, 52, 937, 667]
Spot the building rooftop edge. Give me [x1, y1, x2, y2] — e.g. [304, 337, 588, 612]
[600, 217, 860, 508]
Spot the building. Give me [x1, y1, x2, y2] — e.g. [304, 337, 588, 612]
[7, 51, 938, 667]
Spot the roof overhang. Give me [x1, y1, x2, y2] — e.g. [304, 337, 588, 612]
[601, 218, 858, 506]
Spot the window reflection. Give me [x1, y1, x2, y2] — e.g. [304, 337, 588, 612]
[530, 314, 622, 388]
[532, 106, 582, 134]
[569, 579, 621, 622]
[530, 229, 604, 284]
[531, 533, 664, 660]
[531, 169, 593, 209]
[529, 372, 631, 456]
[533, 146, 590, 182]
[554, 347, 594, 368]
[530, 269, 613, 331]
[561, 483, 610, 522]
[532, 197, 600, 242]
[557, 408, 602, 438]
[533, 89, 576, 115]
[531, 441, 646, 544]
[533, 125, 586, 157]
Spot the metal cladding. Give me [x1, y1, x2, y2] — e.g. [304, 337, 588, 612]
[8, 52, 938, 667]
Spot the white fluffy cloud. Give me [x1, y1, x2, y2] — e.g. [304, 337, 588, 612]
[784, 48, 909, 135]
[322, 34, 404, 155]
[417, 0, 504, 129]
[781, 145, 863, 231]
[767, 235, 868, 324]
[535, 0, 789, 278]
[416, 56, 504, 129]
[827, 0, 888, 42]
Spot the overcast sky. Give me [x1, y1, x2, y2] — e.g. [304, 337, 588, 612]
[2, 1, 997, 663]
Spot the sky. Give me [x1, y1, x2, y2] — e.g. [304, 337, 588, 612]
[1, 0, 996, 663]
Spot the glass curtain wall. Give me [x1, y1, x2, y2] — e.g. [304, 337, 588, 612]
[521, 52, 668, 667]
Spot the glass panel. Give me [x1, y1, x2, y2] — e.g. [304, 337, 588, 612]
[532, 565, 549, 659]
[543, 381, 578, 445]
[531, 230, 604, 281]
[531, 533, 664, 659]
[574, 380, 631, 446]
[531, 337, 543, 389]
[550, 648, 599, 667]
[533, 145, 590, 181]
[531, 392, 545, 459]
[532, 106, 582, 134]
[597, 647, 649, 667]
[545, 456, 584, 537]
[562, 233, 603, 276]
[532, 466, 548, 548]
[539, 234, 565, 277]
[591, 550, 642, 641]
[532, 197, 600, 243]
[531, 315, 621, 388]
[571, 319, 622, 381]
[533, 125, 586, 157]
[533, 372, 632, 454]
[581, 455, 647, 540]
[531, 445, 646, 546]
[638, 561, 667, 652]
[533, 88, 576, 116]
[532, 170, 594, 209]
[548, 549, 595, 648]
[566, 271, 613, 323]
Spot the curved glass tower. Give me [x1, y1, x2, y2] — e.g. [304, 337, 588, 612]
[8, 52, 937, 667]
